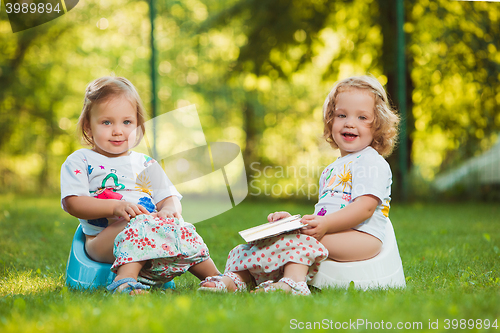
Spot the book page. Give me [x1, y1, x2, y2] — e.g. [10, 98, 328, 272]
[239, 215, 305, 243]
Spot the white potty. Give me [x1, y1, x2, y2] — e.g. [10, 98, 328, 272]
[310, 220, 406, 290]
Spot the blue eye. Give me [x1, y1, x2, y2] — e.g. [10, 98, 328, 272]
[124, 120, 131, 125]
[103, 120, 111, 125]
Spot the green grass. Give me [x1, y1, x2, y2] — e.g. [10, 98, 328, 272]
[1, 194, 499, 332]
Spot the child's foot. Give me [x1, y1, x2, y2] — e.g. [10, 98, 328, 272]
[254, 277, 311, 296]
[106, 278, 150, 295]
[253, 280, 292, 293]
[198, 272, 247, 293]
[199, 276, 237, 292]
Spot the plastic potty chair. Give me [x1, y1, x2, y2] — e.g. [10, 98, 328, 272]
[65, 224, 175, 290]
[309, 220, 406, 290]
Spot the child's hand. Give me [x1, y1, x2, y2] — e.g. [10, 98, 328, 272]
[152, 209, 182, 220]
[112, 201, 149, 221]
[267, 211, 292, 222]
[300, 214, 328, 240]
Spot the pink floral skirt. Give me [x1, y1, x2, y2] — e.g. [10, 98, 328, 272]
[224, 231, 328, 285]
[111, 215, 210, 283]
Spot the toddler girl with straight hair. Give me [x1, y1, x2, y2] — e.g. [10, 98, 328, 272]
[61, 76, 220, 294]
[199, 75, 399, 295]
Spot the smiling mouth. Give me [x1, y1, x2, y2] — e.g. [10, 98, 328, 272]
[342, 133, 358, 139]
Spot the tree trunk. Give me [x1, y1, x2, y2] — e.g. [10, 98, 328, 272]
[377, 0, 413, 199]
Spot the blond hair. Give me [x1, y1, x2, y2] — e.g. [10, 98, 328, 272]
[77, 76, 147, 147]
[322, 75, 400, 157]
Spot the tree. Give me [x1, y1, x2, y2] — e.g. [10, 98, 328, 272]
[408, 0, 500, 181]
[200, 0, 500, 195]
[199, 0, 410, 194]
[0, 0, 153, 193]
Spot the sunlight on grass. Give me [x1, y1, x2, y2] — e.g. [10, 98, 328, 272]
[0, 270, 64, 296]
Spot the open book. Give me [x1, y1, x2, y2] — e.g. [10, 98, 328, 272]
[238, 214, 306, 243]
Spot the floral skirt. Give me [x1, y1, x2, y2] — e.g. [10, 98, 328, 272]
[224, 231, 328, 285]
[111, 215, 210, 283]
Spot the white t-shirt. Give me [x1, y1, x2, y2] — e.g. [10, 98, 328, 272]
[61, 149, 181, 236]
[313, 146, 392, 242]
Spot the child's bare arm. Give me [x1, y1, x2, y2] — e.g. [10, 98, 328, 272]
[63, 195, 149, 222]
[301, 195, 379, 240]
[153, 195, 182, 219]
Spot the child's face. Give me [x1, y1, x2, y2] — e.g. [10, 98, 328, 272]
[331, 88, 375, 157]
[85, 96, 138, 157]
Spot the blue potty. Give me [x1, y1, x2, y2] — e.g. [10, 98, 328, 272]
[65, 224, 175, 290]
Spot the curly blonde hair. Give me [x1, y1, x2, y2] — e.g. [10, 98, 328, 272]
[322, 75, 400, 157]
[77, 76, 147, 148]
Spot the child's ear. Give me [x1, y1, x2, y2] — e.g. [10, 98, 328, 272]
[83, 121, 92, 139]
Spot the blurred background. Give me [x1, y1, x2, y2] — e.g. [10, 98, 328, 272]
[0, 0, 499, 202]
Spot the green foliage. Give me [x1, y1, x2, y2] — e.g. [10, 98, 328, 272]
[201, 0, 332, 77]
[409, 0, 500, 180]
[0, 0, 153, 193]
[1, 0, 499, 198]
[0, 196, 499, 332]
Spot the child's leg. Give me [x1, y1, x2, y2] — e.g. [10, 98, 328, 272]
[283, 262, 309, 282]
[320, 229, 382, 261]
[113, 261, 148, 295]
[188, 258, 220, 280]
[85, 219, 130, 263]
[253, 262, 308, 293]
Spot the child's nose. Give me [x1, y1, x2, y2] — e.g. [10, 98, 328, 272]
[344, 118, 355, 127]
[112, 125, 124, 135]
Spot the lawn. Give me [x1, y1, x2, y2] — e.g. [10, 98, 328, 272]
[0, 194, 499, 332]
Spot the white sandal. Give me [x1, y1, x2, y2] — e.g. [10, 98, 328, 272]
[198, 271, 247, 293]
[255, 277, 311, 296]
